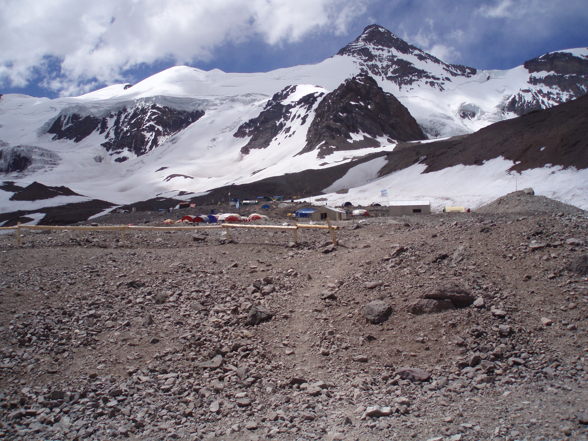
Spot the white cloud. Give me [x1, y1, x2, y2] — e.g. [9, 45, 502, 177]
[428, 44, 460, 63]
[478, 0, 515, 18]
[0, 0, 368, 95]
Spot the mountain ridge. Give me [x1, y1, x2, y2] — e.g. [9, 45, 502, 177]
[0, 24, 587, 223]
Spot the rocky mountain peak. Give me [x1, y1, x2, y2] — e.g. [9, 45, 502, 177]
[337, 24, 476, 90]
[337, 24, 413, 56]
[300, 73, 425, 158]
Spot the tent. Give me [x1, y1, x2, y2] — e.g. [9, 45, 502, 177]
[248, 213, 268, 222]
[218, 213, 241, 222]
[294, 207, 316, 218]
[179, 215, 195, 223]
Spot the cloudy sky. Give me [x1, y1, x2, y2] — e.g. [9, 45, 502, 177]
[1, 0, 587, 98]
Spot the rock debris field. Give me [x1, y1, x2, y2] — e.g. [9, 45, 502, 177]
[0, 192, 587, 441]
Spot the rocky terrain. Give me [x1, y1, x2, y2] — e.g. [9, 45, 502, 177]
[0, 192, 587, 441]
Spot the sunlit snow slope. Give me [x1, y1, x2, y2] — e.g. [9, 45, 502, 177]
[0, 24, 586, 219]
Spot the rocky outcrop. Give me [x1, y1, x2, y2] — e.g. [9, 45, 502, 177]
[48, 102, 204, 158]
[300, 74, 425, 158]
[505, 51, 588, 115]
[378, 94, 588, 177]
[0, 148, 31, 173]
[234, 85, 323, 154]
[9, 181, 80, 201]
[338, 25, 476, 90]
[0, 145, 60, 174]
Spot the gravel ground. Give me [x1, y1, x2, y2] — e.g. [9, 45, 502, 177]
[0, 197, 587, 440]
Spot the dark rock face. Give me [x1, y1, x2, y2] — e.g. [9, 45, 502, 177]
[505, 52, 588, 115]
[338, 25, 476, 90]
[48, 114, 101, 142]
[48, 103, 204, 157]
[301, 74, 425, 158]
[234, 85, 323, 154]
[0, 149, 31, 173]
[378, 94, 588, 177]
[100, 104, 204, 157]
[0, 145, 61, 174]
[9, 181, 80, 201]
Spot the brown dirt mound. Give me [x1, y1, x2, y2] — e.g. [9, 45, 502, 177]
[477, 189, 585, 215]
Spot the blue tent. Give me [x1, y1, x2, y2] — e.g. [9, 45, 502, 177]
[261, 204, 271, 210]
[294, 207, 316, 218]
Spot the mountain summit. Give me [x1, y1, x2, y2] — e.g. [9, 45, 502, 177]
[338, 24, 414, 54]
[339, 24, 477, 91]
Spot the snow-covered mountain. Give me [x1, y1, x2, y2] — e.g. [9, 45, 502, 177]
[0, 24, 587, 224]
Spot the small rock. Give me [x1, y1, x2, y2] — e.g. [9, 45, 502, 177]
[236, 397, 252, 407]
[365, 281, 383, 289]
[322, 244, 336, 254]
[498, 325, 512, 337]
[363, 300, 392, 324]
[529, 241, 547, 251]
[565, 238, 584, 246]
[210, 400, 220, 413]
[154, 293, 168, 304]
[473, 297, 485, 308]
[396, 367, 431, 382]
[424, 284, 475, 308]
[491, 308, 507, 318]
[568, 254, 588, 276]
[246, 305, 274, 326]
[363, 406, 393, 418]
[198, 354, 223, 369]
[541, 317, 554, 326]
[245, 421, 258, 430]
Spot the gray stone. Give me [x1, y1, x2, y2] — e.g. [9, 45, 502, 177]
[396, 367, 431, 382]
[566, 238, 584, 246]
[363, 300, 392, 324]
[154, 293, 168, 304]
[424, 284, 475, 308]
[568, 254, 588, 276]
[473, 297, 485, 308]
[363, 406, 393, 418]
[491, 308, 507, 318]
[498, 325, 512, 336]
[246, 305, 274, 326]
[198, 354, 223, 369]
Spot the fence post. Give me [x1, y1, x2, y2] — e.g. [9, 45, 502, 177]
[16, 222, 22, 247]
[224, 224, 233, 242]
[292, 226, 299, 244]
[326, 219, 337, 245]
